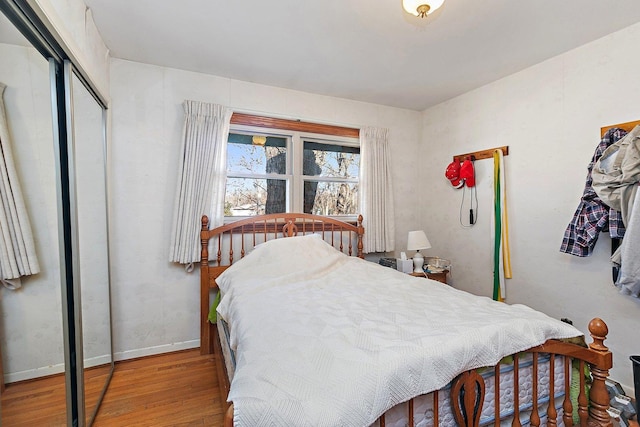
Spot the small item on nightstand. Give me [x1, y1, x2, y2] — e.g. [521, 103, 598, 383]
[396, 252, 413, 273]
[397, 259, 413, 274]
[407, 231, 431, 273]
[423, 257, 451, 273]
[378, 257, 397, 269]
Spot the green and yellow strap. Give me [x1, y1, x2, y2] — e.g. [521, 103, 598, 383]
[493, 149, 511, 301]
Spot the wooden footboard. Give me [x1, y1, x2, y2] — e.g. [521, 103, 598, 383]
[217, 318, 613, 427]
[444, 318, 613, 427]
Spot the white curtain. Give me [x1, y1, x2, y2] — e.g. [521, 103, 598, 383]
[359, 126, 395, 253]
[0, 83, 40, 289]
[169, 101, 232, 265]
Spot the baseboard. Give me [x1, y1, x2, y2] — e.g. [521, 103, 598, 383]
[5, 363, 65, 383]
[84, 354, 112, 369]
[113, 340, 200, 362]
[4, 341, 200, 384]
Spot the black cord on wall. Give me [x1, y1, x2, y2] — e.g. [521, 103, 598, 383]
[459, 159, 478, 227]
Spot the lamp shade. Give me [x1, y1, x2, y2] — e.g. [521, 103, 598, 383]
[407, 230, 431, 251]
[402, 0, 445, 17]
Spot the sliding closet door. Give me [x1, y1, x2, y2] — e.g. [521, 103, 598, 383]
[1, 2, 112, 425]
[65, 63, 113, 426]
[0, 13, 68, 425]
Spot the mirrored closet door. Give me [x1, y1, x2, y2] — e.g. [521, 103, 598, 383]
[0, 1, 113, 425]
[0, 12, 67, 425]
[68, 67, 114, 426]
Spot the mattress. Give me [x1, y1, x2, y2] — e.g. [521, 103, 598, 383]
[217, 318, 569, 427]
[217, 316, 235, 382]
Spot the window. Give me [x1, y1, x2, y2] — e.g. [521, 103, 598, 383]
[224, 117, 360, 219]
[225, 132, 289, 216]
[302, 140, 359, 216]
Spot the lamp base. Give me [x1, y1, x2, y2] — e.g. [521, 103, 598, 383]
[413, 251, 424, 273]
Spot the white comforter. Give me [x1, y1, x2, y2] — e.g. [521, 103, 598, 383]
[216, 234, 580, 427]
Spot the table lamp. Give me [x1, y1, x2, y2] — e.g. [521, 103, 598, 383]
[407, 230, 431, 273]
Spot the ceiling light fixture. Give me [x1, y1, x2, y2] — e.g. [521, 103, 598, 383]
[402, 0, 445, 18]
[252, 135, 267, 146]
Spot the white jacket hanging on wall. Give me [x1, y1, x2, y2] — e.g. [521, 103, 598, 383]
[592, 125, 640, 297]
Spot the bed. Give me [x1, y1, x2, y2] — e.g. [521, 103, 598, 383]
[199, 213, 614, 427]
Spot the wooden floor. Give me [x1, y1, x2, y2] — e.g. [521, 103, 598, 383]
[4, 350, 637, 427]
[1, 349, 226, 426]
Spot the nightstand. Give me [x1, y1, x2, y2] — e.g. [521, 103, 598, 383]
[410, 270, 449, 284]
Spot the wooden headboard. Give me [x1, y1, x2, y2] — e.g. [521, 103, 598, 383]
[199, 213, 365, 354]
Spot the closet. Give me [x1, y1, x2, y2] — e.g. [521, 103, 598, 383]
[0, 0, 113, 425]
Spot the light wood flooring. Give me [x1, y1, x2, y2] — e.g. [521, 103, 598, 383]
[3, 350, 638, 427]
[1, 349, 226, 426]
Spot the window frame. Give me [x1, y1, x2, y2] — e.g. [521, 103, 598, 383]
[224, 115, 360, 222]
[225, 127, 293, 216]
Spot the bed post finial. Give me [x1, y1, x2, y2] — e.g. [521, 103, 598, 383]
[202, 215, 209, 231]
[588, 318, 608, 352]
[587, 318, 613, 427]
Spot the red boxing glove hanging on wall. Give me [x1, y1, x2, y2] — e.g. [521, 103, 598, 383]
[459, 157, 475, 187]
[445, 159, 464, 188]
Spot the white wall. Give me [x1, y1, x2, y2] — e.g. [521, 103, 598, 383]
[34, 0, 110, 99]
[420, 21, 640, 390]
[108, 58, 422, 360]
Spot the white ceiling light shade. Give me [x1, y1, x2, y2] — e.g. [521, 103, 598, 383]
[402, 0, 445, 18]
[252, 135, 267, 146]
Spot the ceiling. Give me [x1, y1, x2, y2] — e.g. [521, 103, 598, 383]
[9, 1, 640, 111]
[0, 12, 30, 47]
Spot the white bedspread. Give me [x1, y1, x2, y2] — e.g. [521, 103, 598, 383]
[216, 234, 581, 427]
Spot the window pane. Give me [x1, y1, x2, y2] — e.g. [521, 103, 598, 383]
[227, 133, 287, 175]
[225, 177, 287, 216]
[303, 141, 360, 179]
[303, 181, 358, 216]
